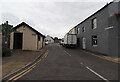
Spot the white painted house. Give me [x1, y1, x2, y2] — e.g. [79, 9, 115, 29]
[45, 35, 54, 44]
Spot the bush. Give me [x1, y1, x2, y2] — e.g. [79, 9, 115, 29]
[2, 48, 11, 57]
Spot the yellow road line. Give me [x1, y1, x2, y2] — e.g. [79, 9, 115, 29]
[45, 54, 47, 58]
[7, 50, 48, 81]
[14, 65, 36, 81]
[41, 51, 48, 59]
[37, 59, 42, 63]
[44, 52, 48, 58]
[7, 63, 37, 81]
[83, 51, 120, 64]
[42, 55, 44, 58]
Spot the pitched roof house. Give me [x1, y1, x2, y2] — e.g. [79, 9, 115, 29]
[10, 22, 45, 50]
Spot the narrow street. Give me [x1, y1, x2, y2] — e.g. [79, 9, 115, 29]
[17, 43, 119, 81]
[1, 1, 120, 82]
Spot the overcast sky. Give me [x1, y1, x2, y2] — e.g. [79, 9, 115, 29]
[0, 0, 114, 38]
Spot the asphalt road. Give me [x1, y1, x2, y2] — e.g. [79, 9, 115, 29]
[18, 43, 119, 81]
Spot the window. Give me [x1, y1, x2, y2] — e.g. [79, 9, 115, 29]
[92, 36, 97, 46]
[92, 18, 97, 29]
[77, 27, 80, 34]
[82, 27, 85, 32]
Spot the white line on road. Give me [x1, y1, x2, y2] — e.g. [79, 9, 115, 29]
[86, 66, 109, 82]
[64, 50, 71, 56]
[80, 62, 109, 82]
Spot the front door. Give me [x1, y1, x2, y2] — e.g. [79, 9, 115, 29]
[14, 33, 23, 49]
[82, 37, 86, 49]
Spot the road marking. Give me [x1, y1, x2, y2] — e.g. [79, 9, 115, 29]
[14, 65, 36, 81]
[37, 59, 42, 63]
[64, 50, 71, 56]
[80, 62, 83, 65]
[83, 51, 120, 64]
[86, 66, 109, 82]
[42, 56, 44, 58]
[7, 63, 37, 81]
[6, 50, 48, 81]
[45, 54, 48, 58]
[80, 62, 109, 82]
[42, 50, 48, 59]
[44, 51, 48, 58]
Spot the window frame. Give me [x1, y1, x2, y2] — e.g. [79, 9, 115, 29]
[92, 18, 97, 29]
[77, 27, 80, 34]
[82, 27, 85, 32]
[92, 35, 98, 46]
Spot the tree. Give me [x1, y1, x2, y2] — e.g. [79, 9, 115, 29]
[2, 21, 13, 48]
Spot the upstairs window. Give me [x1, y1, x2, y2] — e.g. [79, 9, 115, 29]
[77, 27, 80, 34]
[92, 36, 97, 46]
[82, 27, 85, 32]
[92, 18, 97, 29]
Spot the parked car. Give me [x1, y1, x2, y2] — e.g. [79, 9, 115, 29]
[45, 41, 48, 45]
[60, 40, 64, 45]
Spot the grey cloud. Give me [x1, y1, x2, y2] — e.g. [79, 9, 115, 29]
[1, 13, 21, 25]
[0, 1, 112, 38]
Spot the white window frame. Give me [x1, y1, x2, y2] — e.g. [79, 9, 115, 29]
[92, 18, 97, 29]
[77, 27, 80, 34]
[82, 27, 85, 32]
[92, 36, 98, 46]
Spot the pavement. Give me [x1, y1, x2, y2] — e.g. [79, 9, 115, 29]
[83, 50, 120, 64]
[2, 47, 45, 78]
[3, 43, 119, 81]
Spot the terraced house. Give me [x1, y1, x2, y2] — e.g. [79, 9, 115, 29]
[10, 22, 45, 50]
[75, 1, 120, 57]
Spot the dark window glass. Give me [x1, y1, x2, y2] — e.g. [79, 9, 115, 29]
[92, 36, 97, 46]
[82, 27, 85, 32]
[38, 36, 40, 41]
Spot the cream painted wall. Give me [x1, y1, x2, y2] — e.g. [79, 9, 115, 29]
[40, 36, 43, 48]
[16, 26, 38, 50]
[10, 32, 14, 49]
[38, 41, 41, 49]
[38, 35, 44, 49]
[43, 39, 45, 47]
[10, 26, 38, 50]
[10, 25, 45, 50]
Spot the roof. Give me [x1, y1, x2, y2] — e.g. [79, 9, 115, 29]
[74, 2, 113, 28]
[67, 2, 113, 34]
[13, 22, 45, 38]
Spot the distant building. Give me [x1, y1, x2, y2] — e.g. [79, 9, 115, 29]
[45, 35, 54, 44]
[74, 1, 120, 57]
[10, 22, 45, 50]
[54, 37, 59, 43]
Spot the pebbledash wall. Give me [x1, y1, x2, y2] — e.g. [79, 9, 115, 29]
[76, 1, 120, 57]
